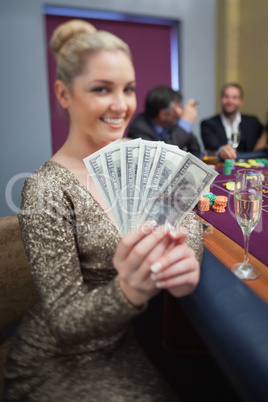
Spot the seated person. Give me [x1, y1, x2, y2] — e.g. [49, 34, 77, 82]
[4, 20, 202, 402]
[201, 83, 264, 160]
[127, 86, 201, 157]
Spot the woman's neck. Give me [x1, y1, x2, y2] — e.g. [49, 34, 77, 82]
[50, 132, 115, 219]
[61, 134, 98, 159]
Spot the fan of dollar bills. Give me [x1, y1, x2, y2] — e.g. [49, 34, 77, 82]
[83, 138, 218, 235]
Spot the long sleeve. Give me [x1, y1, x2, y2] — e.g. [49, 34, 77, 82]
[5, 161, 179, 402]
[18, 163, 145, 347]
[170, 126, 201, 157]
[201, 118, 225, 150]
[127, 113, 158, 141]
[180, 211, 204, 265]
[240, 115, 264, 151]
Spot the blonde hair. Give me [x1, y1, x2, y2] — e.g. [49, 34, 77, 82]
[50, 19, 132, 89]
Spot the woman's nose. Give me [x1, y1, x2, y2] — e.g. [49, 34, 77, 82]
[110, 93, 128, 112]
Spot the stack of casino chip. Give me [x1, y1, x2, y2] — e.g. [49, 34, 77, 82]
[197, 196, 210, 211]
[223, 159, 233, 175]
[212, 195, 228, 213]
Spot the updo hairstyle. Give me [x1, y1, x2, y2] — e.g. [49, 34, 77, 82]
[50, 19, 132, 89]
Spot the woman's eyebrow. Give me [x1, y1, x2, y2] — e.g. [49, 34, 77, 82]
[89, 80, 113, 85]
[89, 79, 136, 85]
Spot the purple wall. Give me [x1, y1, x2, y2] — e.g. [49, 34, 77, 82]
[45, 14, 173, 153]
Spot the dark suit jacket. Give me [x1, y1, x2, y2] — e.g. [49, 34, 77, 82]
[127, 113, 201, 157]
[201, 114, 263, 152]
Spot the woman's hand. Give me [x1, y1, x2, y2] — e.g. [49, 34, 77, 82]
[150, 227, 200, 298]
[113, 221, 172, 307]
[113, 222, 200, 307]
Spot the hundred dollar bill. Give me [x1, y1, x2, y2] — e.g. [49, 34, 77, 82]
[139, 143, 186, 220]
[131, 140, 158, 230]
[100, 141, 124, 233]
[83, 140, 121, 226]
[121, 138, 141, 235]
[158, 144, 187, 187]
[83, 148, 111, 209]
[142, 152, 218, 226]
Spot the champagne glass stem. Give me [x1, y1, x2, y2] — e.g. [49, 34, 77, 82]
[243, 233, 250, 264]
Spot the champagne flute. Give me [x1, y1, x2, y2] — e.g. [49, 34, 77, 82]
[231, 131, 241, 149]
[232, 169, 262, 280]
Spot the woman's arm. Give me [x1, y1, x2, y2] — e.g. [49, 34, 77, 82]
[18, 175, 148, 347]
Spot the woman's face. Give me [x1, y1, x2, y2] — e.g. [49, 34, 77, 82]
[67, 49, 136, 148]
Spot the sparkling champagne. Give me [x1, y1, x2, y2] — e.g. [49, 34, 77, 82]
[234, 193, 262, 235]
[231, 132, 241, 148]
[232, 169, 262, 280]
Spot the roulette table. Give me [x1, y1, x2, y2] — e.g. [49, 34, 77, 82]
[195, 162, 268, 267]
[165, 157, 268, 402]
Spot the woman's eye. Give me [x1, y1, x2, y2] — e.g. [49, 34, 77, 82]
[125, 86, 136, 94]
[92, 87, 108, 94]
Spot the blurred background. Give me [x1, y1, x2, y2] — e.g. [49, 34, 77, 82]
[1, 0, 267, 217]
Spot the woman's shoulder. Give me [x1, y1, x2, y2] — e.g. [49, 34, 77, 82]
[23, 161, 75, 191]
[20, 161, 80, 209]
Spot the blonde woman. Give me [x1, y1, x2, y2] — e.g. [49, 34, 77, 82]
[4, 20, 203, 401]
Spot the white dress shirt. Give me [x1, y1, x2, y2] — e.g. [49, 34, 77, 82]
[220, 112, 242, 145]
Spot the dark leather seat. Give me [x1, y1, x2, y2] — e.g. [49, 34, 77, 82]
[0, 215, 38, 401]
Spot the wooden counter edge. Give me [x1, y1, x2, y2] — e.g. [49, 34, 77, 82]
[198, 216, 268, 304]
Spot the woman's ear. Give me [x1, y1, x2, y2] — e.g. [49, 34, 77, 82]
[54, 80, 70, 109]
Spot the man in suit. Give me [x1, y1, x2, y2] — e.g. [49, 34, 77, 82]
[127, 86, 201, 157]
[201, 83, 264, 160]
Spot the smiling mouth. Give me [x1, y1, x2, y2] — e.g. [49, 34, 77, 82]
[225, 105, 236, 110]
[101, 118, 124, 125]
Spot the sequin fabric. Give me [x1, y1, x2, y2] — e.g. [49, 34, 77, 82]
[4, 161, 203, 402]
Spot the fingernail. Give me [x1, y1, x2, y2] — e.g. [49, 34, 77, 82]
[150, 262, 162, 273]
[164, 222, 174, 232]
[150, 273, 157, 281]
[155, 281, 163, 288]
[170, 229, 177, 238]
[151, 272, 162, 281]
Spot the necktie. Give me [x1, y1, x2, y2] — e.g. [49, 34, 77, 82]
[159, 128, 171, 142]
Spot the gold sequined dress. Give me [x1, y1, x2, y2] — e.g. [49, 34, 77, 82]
[4, 161, 203, 402]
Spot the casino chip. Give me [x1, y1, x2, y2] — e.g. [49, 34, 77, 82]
[248, 159, 259, 167]
[255, 158, 268, 166]
[235, 162, 251, 168]
[198, 196, 210, 211]
[226, 181, 235, 191]
[212, 204, 226, 213]
[214, 195, 228, 205]
[204, 193, 217, 206]
[212, 195, 228, 213]
[197, 194, 229, 213]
